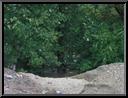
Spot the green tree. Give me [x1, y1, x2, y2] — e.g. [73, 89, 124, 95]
[4, 4, 124, 76]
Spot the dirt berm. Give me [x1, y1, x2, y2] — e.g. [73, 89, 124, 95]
[4, 63, 125, 94]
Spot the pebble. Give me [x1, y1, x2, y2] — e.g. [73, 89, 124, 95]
[56, 90, 62, 94]
[4, 74, 13, 79]
[16, 73, 23, 78]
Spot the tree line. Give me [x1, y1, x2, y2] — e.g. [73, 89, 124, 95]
[4, 4, 124, 76]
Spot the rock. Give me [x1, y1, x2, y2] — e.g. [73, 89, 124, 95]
[56, 90, 62, 94]
[16, 73, 23, 78]
[4, 63, 125, 94]
[4, 74, 13, 79]
[42, 90, 48, 94]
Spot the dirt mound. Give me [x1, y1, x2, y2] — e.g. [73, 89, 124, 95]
[4, 68, 43, 94]
[71, 63, 125, 94]
[4, 63, 125, 95]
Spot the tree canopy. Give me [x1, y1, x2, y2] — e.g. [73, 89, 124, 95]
[4, 4, 124, 77]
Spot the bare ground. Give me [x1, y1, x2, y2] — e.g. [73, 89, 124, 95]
[4, 63, 125, 95]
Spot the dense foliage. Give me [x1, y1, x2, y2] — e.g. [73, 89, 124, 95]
[4, 4, 124, 76]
